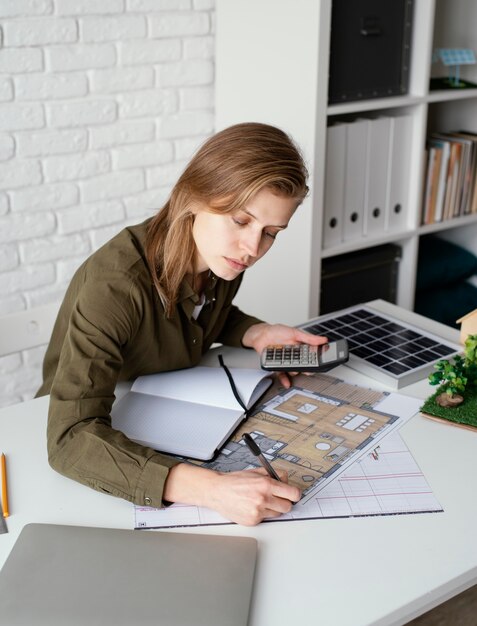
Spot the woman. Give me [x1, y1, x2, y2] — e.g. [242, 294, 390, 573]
[38, 122, 327, 526]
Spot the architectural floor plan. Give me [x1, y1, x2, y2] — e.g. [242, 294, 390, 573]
[134, 429, 442, 529]
[199, 373, 420, 500]
[133, 372, 433, 529]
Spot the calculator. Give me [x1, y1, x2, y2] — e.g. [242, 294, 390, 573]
[260, 339, 349, 372]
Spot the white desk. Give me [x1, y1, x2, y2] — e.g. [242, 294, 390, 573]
[1, 301, 477, 626]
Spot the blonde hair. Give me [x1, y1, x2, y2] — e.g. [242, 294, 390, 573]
[146, 122, 309, 316]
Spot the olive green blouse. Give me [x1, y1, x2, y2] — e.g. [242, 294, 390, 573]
[39, 220, 263, 509]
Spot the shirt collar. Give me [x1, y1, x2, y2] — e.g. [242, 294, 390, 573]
[178, 272, 218, 320]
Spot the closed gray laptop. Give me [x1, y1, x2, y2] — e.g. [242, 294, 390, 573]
[0, 523, 257, 626]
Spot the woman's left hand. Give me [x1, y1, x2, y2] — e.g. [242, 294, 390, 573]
[241, 323, 328, 388]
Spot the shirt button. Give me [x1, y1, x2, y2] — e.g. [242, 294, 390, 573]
[144, 497, 152, 505]
[192, 338, 198, 345]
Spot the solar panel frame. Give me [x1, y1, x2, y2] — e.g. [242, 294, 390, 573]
[299, 304, 461, 388]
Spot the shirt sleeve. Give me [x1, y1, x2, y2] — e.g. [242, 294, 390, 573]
[47, 272, 180, 509]
[215, 304, 264, 347]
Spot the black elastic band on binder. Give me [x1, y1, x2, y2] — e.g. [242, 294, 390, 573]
[218, 354, 250, 416]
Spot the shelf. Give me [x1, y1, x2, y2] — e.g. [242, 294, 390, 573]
[321, 229, 416, 259]
[426, 88, 477, 103]
[327, 95, 423, 117]
[217, 0, 477, 323]
[327, 87, 477, 118]
[322, 224, 477, 268]
[418, 212, 477, 235]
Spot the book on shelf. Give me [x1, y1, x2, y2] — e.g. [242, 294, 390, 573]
[421, 130, 477, 225]
[465, 132, 477, 215]
[451, 136, 471, 216]
[446, 140, 461, 219]
[427, 137, 450, 223]
[430, 145, 442, 224]
[450, 131, 477, 215]
[111, 364, 273, 461]
[422, 145, 440, 224]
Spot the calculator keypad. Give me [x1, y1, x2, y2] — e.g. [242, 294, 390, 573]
[264, 344, 319, 367]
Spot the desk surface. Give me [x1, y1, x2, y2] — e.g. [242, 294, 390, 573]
[1, 301, 477, 626]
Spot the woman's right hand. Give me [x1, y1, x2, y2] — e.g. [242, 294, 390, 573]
[207, 467, 301, 526]
[163, 463, 301, 526]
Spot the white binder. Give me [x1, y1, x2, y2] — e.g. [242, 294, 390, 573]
[343, 119, 367, 242]
[323, 123, 346, 248]
[364, 117, 391, 236]
[385, 115, 412, 232]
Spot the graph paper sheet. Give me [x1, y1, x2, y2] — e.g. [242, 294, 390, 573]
[134, 431, 443, 529]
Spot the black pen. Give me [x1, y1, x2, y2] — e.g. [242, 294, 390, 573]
[243, 433, 282, 482]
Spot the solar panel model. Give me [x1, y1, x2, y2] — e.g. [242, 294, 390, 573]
[299, 304, 461, 388]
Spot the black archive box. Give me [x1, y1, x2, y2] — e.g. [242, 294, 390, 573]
[320, 244, 402, 315]
[328, 0, 414, 104]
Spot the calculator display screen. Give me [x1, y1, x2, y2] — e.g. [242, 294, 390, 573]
[319, 342, 339, 364]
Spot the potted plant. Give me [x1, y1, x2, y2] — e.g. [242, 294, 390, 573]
[421, 334, 477, 429]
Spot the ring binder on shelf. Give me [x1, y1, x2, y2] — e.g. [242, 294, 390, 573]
[323, 123, 346, 248]
[386, 115, 413, 232]
[364, 117, 391, 237]
[343, 119, 367, 242]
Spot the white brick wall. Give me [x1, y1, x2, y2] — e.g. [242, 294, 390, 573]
[0, 0, 216, 407]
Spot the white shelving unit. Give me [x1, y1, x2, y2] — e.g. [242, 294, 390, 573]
[215, 0, 477, 326]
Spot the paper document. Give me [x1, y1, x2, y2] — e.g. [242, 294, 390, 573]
[134, 431, 442, 528]
[132, 373, 441, 528]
